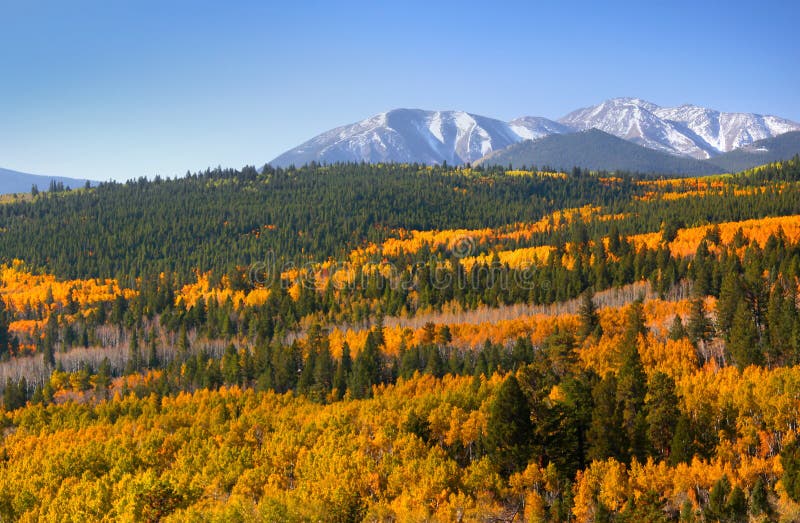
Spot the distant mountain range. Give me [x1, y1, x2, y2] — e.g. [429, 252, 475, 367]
[559, 98, 798, 159]
[269, 98, 800, 174]
[0, 167, 95, 195]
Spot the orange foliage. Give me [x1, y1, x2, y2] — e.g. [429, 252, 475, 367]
[628, 215, 800, 257]
[0, 260, 136, 315]
[175, 271, 271, 309]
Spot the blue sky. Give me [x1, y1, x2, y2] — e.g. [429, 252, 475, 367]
[1, 0, 798, 180]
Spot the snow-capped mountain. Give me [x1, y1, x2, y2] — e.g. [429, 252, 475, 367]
[270, 109, 528, 167]
[508, 116, 573, 141]
[560, 98, 800, 159]
[652, 104, 800, 155]
[269, 99, 800, 166]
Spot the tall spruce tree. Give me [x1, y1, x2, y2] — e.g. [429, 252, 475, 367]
[485, 375, 533, 476]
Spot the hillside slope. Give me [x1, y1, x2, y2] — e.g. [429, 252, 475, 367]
[475, 129, 721, 175]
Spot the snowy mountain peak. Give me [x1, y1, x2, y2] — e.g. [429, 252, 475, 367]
[269, 99, 800, 167]
[559, 99, 800, 159]
[270, 109, 525, 167]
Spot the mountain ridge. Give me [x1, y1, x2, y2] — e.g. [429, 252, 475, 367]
[474, 129, 722, 176]
[269, 98, 800, 168]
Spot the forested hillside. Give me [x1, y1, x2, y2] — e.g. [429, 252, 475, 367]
[0, 158, 800, 521]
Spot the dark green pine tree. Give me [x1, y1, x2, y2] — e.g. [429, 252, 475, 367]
[348, 331, 381, 399]
[668, 315, 687, 341]
[687, 298, 714, 349]
[616, 343, 649, 463]
[766, 283, 798, 366]
[312, 343, 335, 401]
[588, 373, 624, 462]
[749, 476, 771, 517]
[485, 375, 533, 476]
[333, 342, 352, 400]
[645, 372, 679, 460]
[716, 272, 743, 340]
[704, 475, 731, 522]
[42, 330, 56, 368]
[177, 324, 190, 360]
[577, 288, 602, 341]
[622, 299, 648, 345]
[726, 486, 747, 522]
[125, 328, 140, 375]
[727, 302, 763, 370]
[95, 357, 112, 398]
[782, 439, 800, 503]
[669, 414, 695, 466]
[147, 331, 159, 368]
[0, 299, 13, 359]
[221, 344, 240, 385]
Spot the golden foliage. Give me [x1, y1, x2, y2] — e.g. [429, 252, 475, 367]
[175, 271, 270, 309]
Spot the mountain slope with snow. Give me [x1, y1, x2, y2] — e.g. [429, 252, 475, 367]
[269, 99, 800, 167]
[475, 129, 721, 176]
[560, 98, 800, 159]
[270, 109, 527, 167]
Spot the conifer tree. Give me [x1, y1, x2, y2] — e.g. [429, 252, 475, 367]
[577, 288, 602, 340]
[728, 302, 762, 369]
[485, 375, 533, 476]
[645, 372, 679, 460]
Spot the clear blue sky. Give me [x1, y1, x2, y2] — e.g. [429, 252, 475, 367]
[1, 0, 798, 180]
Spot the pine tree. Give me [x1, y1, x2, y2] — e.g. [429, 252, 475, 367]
[622, 299, 648, 346]
[94, 357, 112, 398]
[705, 475, 731, 522]
[749, 476, 771, 517]
[222, 344, 240, 385]
[645, 372, 679, 460]
[782, 439, 800, 502]
[716, 272, 743, 339]
[687, 298, 713, 348]
[333, 342, 352, 400]
[668, 315, 687, 341]
[485, 375, 533, 476]
[177, 324, 190, 360]
[577, 288, 602, 340]
[588, 374, 624, 462]
[147, 333, 159, 369]
[726, 486, 747, 521]
[0, 299, 12, 359]
[728, 302, 762, 370]
[669, 414, 695, 466]
[125, 328, 141, 375]
[617, 343, 648, 462]
[312, 343, 335, 400]
[348, 332, 381, 399]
